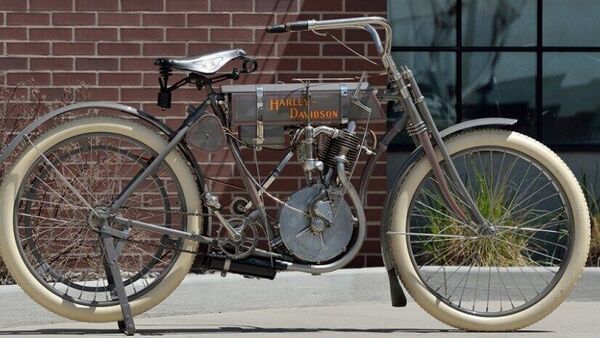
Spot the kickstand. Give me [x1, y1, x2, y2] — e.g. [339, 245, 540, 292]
[101, 227, 136, 336]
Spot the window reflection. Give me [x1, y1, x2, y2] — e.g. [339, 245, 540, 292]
[388, 0, 456, 47]
[462, 0, 536, 47]
[462, 52, 536, 136]
[390, 52, 456, 145]
[544, 0, 600, 46]
[543, 53, 600, 144]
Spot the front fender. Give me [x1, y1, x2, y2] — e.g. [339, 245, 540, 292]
[0, 101, 210, 236]
[379, 117, 517, 307]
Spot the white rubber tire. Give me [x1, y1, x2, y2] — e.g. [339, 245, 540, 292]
[0, 117, 202, 323]
[387, 129, 590, 331]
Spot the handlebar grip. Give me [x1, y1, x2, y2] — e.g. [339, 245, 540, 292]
[287, 20, 309, 31]
[266, 24, 286, 33]
[266, 21, 309, 33]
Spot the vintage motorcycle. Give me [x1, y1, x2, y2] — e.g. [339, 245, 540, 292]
[0, 17, 590, 335]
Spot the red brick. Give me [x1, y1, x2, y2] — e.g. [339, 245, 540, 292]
[122, 0, 164, 11]
[30, 0, 72, 10]
[345, 0, 387, 12]
[121, 58, 156, 71]
[0, 0, 27, 10]
[278, 43, 319, 56]
[165, 0, 208, 11]
[76, 58, 119, 71]
[121, 88, 157, 101]
[210, 28, 252, 42]
[187, 14, 230, 27]
[255, 29, 299, 43]
[0, 57, 28, 70]
[121, 28, 164, 41]
[75, 28, 118, 41]
[98, 43, 141, 56]
[36, 87, 72, 101]
[142, 43, 186, 56]
[301, 58, 342, 71]
[85, 88, 119, 101]
[7, 42, 50, 55]
[301, 0, 343, 11]
[235, 43, 276, 57]
[53, 72, 97, 85]
[255, 0, 298, 13]
[75, 0, 119, 11]
[30, 58, 73, 70]
[166, 28, 208, 41]
[322, 43, 366, 56]
[7, 72, 51, 85]
[0, 28, 27, 40]
[299, 29, 342, 42]
[188, 43, 233, 55]
[211, 0, 252, 12]
[30, 28, 73, 41]
[238, 72, 277, 84]
[142, 14, 186, 27]
[256, 58, 298, 71]
[142, 72, 161, 86]
[52, 13, 96, 26]
[275, 12, 319, 22]
[232, 14, 275, 27]
[345, 58, 382, 71]
[53, 42, 96, 55]
[99, 73, 142, 86]
[6, 13, 50, 26]
[98, 13, 141, 26]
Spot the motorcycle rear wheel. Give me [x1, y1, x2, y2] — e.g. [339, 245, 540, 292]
[0, 116, 202, 322]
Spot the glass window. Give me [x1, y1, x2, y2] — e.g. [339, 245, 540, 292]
[388, 0, 457, 47]
[462, 52, 537, 136]
[390, 52, 456, 145]
[462, 0, 536, 47]
[542, 53, 600, 145]
[543, 0, 600, 46]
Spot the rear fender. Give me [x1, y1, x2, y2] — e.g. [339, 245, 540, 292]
[0, 101, 211, 236]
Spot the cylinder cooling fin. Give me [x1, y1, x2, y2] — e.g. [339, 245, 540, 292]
[318, 130, 361, 172]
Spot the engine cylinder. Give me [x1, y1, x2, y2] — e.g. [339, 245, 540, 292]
[318, 130, 361, 172]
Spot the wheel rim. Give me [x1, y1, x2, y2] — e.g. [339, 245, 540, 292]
[14, 132, 187, 306]
[403, 146, 574, 317]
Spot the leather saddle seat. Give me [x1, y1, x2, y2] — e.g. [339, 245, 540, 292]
[162, 49, 247, 74]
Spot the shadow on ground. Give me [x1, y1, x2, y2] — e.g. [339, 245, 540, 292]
[0, 326, 551, 336]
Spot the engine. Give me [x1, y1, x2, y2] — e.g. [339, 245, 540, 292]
[277, 124, 362, 263]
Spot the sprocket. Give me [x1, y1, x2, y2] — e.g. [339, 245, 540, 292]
[216, 217, 259, 259]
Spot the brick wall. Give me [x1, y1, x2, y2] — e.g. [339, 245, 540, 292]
[0, 0, 388, 268]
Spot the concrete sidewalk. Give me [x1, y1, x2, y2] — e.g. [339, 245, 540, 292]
[1, 267, 599, 336]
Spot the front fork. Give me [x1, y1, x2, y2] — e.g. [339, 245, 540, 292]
[385, 58, 489, 233]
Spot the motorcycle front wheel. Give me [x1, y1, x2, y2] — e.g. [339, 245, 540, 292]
[386, 129, 590, 331]
[0, 116, 202, 322]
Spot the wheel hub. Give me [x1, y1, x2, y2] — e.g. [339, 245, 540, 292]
[87, 206, 111, 229]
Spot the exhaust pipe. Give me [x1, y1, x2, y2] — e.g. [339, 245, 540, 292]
[201, 255, 286, 280]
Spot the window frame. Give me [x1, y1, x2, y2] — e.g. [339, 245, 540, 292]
[388, 0, 600, 151]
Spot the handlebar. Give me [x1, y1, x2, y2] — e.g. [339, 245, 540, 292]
[265, 16, 392, 57]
